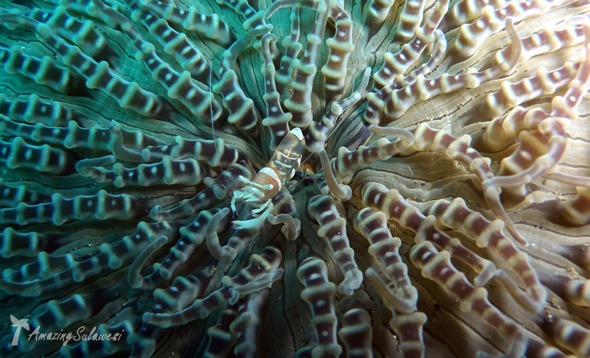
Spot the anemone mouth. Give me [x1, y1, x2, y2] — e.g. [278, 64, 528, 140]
[1, 0, 590, 358]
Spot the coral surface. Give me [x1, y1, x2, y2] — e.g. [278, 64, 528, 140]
[1, 0, 590, 357]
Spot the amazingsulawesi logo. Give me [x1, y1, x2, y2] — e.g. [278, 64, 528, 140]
[10, 315, 29, 346]
[10, 315, 125, 347]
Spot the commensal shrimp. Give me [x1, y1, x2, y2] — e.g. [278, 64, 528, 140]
[211, 69, 373, 260]
[205, 128, 305, 261]
[227, 68, 372, 235]
[231, 127, 305, 230]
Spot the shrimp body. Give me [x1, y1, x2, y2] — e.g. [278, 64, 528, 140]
[231, 127, 304, 229]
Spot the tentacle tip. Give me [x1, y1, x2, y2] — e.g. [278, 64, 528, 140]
[509, 227, 529, 247]
[338, 285, 353, 296]
[128, 279, 142, 290]
[142, 312, 155, 324]
[149, 205, 162, 220]
[275, 268, 285, 279]
[141, 148, 150, 161]
[109, 120, 120, 132]
[219, 248, 237, 262]
[114, 177, 125, 188]
[341, 186, 353, 199]
[474, 261, 497, 287]
[229, 288, 240, 305]
[339, 269, 363, 296]
[288, 219, 302, 241]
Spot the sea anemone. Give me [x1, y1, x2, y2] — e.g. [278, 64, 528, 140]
[1, 0, 589, 357]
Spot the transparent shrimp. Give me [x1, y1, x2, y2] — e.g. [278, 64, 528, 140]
[231, 127, 305, 229]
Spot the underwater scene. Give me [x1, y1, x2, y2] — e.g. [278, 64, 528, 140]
[1, 0, 590, 357]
